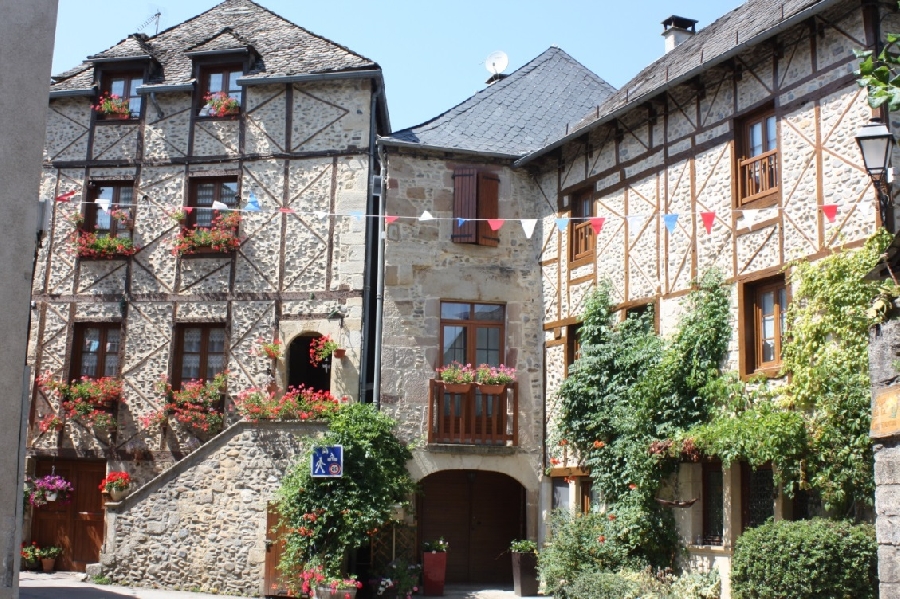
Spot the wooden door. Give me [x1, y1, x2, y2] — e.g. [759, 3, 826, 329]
[30, 459, 106, 571]
[420, 470, 524, 584]
[264, 504, 292, 598]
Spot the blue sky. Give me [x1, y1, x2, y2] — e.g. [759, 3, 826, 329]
[53, 0, 744, 131]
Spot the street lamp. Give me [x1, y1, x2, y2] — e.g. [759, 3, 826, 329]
[855, 117, 895, 232]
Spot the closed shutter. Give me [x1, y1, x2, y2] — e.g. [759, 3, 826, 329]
[452, 167, 477, 243]
[476, 171, 500, 247]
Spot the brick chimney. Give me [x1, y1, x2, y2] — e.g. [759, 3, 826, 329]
[662, 15, 698, 53]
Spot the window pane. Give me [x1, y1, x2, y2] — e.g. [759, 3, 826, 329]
[195, 183, 215, 227]
[762, 338, 775, 362]
[749, 121, 763, 157]
[183, 328, 202, 353]
[208, 328, 226, 353]
[129, 77, 143, 116]
[441, 303, 470, 320]
[766, 116, 777, 151]
[105, 329, 120, 354]
[110, 78, 126, 97]
[442, 325, 466, 364]
[81, 353, 98, 378]
[82, 327, 100, 354]
[219, 181, 238, 207]
[207, 72, 224, 93]
[103, 354, 119, 377]
[551, 478, 570, 510]
[181, 354, 201, 381]
[704, 468, 724, 543]
[473, 304, 504, 321]
[778, 288, 787, 339]
[206, 354, 224, 379]
[760, 290, 774, 317]
[229, 70, 242, 93]
[475, 326, 500, 366]
[95, 208, 111, 235]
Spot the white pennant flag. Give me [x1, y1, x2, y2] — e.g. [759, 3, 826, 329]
[626, 215, 644, 236]
[211, 200, 229, 211]
[314, 210, 327, 220]
[419, 210, 434, 221]
[520, 219, 537, 239]
[95, 198, 111, 212]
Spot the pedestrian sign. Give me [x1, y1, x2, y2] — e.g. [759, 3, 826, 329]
[311, 445, 343, 478]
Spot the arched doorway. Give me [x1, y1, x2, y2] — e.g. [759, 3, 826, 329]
[288, 334, 331, 392]
[418, 470, 525, 584]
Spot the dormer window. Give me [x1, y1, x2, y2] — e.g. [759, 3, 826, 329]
[198, 65, 243, 117]
[96, 72, 143, 120]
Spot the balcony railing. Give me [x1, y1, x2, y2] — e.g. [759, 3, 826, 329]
[427, 380, 518, 446]
[738, 149, 779, 205]
[571, 221, 594, 261]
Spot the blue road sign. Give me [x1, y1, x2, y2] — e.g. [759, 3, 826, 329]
[311, 445, 343, 478]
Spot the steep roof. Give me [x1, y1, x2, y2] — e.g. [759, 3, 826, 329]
[516, 0, 841, 166]
[382, 47, 616, 158]
[50, 0, 378, 94]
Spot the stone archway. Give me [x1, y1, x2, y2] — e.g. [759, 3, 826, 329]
[418, 469, 525, 584]
[287, 334, 331, 392]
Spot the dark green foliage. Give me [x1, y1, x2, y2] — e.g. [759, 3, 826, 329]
[731, 519, 878, 599]
[567, 569, 639, 599]
[276, 404, 414, 577]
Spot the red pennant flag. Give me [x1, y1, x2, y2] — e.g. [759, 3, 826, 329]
[55, 190, 76, 202]
[184, 207, 193, 214]
[279, 207, 293, 214]
[700, 211, 716, 234]
[488, 219, 505, 231]
[590, 217, 605, 235]
[822, 204, 838, 223]
[385, 215, 398, 224]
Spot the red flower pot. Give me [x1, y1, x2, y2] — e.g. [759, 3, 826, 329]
[333, 348, 346, 359]
[422, 552, 447, 596]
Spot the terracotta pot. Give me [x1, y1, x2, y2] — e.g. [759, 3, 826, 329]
[333, 348, 346, 359]
[441, 382, 471, 394]
[102, 112, 130, 120]
[511, 552, 539, 597]
[40, 558, 55, 572]
[477, 383, 506, 395]
[108, 487, 127, 501]
[316, 587, 357, 599]
[422, 551, 447, 596]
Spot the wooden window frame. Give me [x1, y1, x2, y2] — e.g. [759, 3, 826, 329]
[701, 460, 724, 546]
[70, 323, 121, 380]
[452, 167, 500, 247]
[196, 62, 244, 118]
[579, 477, 593, 514]
[83, 181, 134, 239]
[735, 106, 780, 208]
[97, 69, 144, 122]
[565, 323, 582, 377]
[172, 324, 228, 390]
[739, 274, 788, 378]
[438, 301, 505, 368]
[569, 187, 595, 263]
[187, 176, 240, 229]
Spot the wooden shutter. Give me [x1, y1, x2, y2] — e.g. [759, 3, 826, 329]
[452, 167, 477, 243]
[476, 171, 500, 247]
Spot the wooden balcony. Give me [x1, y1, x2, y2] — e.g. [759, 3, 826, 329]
[571, 220, 594, 261]
[738, 149, 779, 205]
[427, 380, 518, 446]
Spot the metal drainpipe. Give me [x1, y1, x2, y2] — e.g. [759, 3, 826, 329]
[360, 81, 383, 405]
[372, 142, 387, 410]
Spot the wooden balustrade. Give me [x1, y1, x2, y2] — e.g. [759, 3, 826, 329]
[738, 149, 779, 205]
[427, 380, 518, 446]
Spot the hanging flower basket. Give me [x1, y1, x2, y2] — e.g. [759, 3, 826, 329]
[28, 474, 74, 507]
[309, 335, 338, 367]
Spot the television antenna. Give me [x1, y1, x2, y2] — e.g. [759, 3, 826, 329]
[137, 8, 162, 35]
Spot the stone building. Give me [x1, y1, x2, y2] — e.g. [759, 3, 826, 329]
[27, 0, 386, 588]
[379, 0, 889, 595]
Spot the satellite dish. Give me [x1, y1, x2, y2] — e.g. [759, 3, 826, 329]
[485, 51, 509, 75]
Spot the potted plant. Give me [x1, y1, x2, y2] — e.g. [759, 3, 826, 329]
[422, 537, 449, 596]
[154, 372, 227, 436]
[20, 542, 40, 570]
[29, 474, 74, 507]
[375, 558, 421, 599]
[92, 92, 130, 119]
[70, 231, 139, 259]
[233, 384, 340, 422]
[309, 335, 338, 368]
[172, 211, 242, 255]
[436, 362, 475, 393]
[317, 575, 363, 599]
[37, 374, 122, 432]
[37, 414, 63, 434]
[201, 91, 240, 117]
[509, 539, 539, 597]
[251, 337, 283, 360]
[99, 471, 131, 501]
[475, 364, 516, 395]
[37, 546, 62, 572]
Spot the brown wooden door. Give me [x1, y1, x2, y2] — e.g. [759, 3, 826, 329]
[264, 504, 292, 598]
[30, 459, 105, 572]
[420, 470, 524, 585]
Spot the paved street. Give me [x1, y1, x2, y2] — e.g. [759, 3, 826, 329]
[19, 572, 538, 599]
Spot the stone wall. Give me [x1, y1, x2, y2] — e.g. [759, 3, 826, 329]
[100, 420, 325, 596]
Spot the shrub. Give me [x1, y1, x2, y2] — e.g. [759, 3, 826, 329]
[731, 518, 877, 599]
[567, 567, 720, 599]
[568, 569, 639, 599]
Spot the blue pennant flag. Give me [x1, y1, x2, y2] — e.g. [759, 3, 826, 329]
[350, 210, 364, 221]
[457, 218, 467, 227]
[556, 217, 569, 232]
[663, 213, 679, 233]
[245, 192, 261, 212]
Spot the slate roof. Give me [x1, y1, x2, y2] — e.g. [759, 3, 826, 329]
[185, 28, 254, 55]
[383, 47, 616, 158]
[50, 0, 378, 93]
[515, 0, 839, 165]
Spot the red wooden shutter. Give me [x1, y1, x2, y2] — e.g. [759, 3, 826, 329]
[476, 171, 500, 247]
[452, 167, 477, 243]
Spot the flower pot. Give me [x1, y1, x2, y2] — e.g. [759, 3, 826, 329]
[477, 383, 506, 395]
[45, 491, 58, 502]
[102, 112, 130, 120]
[316, 587, 357, 599]
[422, 552, 447, 596]
[41, 558, 55, 572]
[21, 559, 37, 571]
[441, 382, 471, 394]
[333, 348, 346, 359]
[108, 487, 127, 501]
[511, 552, 539, 597]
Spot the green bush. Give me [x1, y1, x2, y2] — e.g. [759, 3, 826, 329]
[567, 567, 720, 599]
[731, 518, 877, 599]
[568, 569, 639, 599]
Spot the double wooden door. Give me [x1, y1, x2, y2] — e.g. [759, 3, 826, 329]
[30, 459, 106, 572]
[419, 470, 524, 584]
